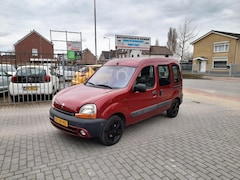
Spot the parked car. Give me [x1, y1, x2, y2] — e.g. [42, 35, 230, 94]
[50, 57, 183, 145]
[9, 65, 60, 102]
[0, 63, 16, 76]
[71, 64, 102, 85]
[0, 70, 11, 94]
[56, 65, 79, 81]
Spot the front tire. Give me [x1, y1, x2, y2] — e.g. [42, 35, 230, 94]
[100, 115, 124, 146]
[167, 99, 180, 118]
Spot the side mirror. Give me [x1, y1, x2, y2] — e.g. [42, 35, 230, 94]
[133, 83, 147, 92]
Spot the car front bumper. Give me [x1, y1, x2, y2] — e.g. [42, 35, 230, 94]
[49, 107, 106, 138]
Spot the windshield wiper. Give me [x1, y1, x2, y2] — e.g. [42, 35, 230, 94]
[86, 81, 95, 86]
[86, 82, 112, 89]
[96, 84, 112, 89]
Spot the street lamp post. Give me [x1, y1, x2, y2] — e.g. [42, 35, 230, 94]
[94, 0, 97, 64]
[104, 37, 110, 60]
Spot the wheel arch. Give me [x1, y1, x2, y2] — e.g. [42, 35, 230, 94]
[109, 112, 126, 127]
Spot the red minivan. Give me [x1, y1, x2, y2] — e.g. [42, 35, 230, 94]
[50, 57, 183, 145]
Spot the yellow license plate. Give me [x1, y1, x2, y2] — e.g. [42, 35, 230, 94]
[24, 86, 38, 91]
[54, 117, 68, 127]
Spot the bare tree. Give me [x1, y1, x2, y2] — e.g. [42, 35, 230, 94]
[177, 18, 197, 61]
[167, 27, 177, 53]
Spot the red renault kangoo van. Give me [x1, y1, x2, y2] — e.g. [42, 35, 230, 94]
[50, 57, 183, 145]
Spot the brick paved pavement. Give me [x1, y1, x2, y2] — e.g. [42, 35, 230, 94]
[1, 85, 240, 179]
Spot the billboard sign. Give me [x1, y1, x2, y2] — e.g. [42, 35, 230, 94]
[115, 35, 151, 50]
[67, 41, 82, 60]
[67, 41, 82, 51]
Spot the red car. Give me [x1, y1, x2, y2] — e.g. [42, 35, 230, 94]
[50, 57, 183, 145]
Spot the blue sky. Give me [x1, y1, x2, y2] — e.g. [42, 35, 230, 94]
[1, 0, 240, 56]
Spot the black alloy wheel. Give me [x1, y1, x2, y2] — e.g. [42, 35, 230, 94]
[167, 99, 180, 118]
[100, 115, 124, 146]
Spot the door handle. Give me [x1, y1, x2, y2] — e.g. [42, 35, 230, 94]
[160, 89, 163, 96]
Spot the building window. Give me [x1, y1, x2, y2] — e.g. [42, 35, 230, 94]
[212, 57, 228, 69]
[32, 48, 38, 56]
[214, 41, 229, 53]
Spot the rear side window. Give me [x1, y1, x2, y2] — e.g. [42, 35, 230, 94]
[136, 66, 155, 88]
[172, 65, 181, 83]
[158, 65, 170, 86]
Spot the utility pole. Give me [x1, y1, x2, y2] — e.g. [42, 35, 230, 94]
[94, 0, 97, 64]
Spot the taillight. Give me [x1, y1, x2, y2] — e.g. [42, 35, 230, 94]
[44, 75, 51, 82]
[11, 76, 17, 83]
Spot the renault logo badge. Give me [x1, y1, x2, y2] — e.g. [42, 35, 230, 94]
[61, 103, 65, 108]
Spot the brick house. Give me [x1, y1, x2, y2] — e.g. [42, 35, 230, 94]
[76, 48, 96, 65]
[14, 30, 54, 65]
[191, 30, 240, 73]
[142, 46, 173, 57]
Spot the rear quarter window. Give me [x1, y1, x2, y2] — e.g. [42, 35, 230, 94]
[172, 65, 181, 83]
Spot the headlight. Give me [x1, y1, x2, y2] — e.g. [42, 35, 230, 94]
[75, 104, 97, 119]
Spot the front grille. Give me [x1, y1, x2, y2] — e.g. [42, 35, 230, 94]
[55, 107, 75, 116]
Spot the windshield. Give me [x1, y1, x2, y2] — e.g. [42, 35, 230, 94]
[16, 67, 46, 76]
[59, 66, 79, 71]
[86, 65, 136, 89]
[79, 66, 89, 73]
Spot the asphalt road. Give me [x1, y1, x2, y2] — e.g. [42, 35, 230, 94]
[183, 77, 240, 98]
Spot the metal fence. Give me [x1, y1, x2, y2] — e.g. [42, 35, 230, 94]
[1, 51, 240, 105]
[0, 51, 81, 105]
[181, 63, 240, 77]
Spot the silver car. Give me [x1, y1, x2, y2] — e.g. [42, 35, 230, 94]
[0, 71, 11, 94]
[56, 65, 79, 81]
[0, 64, 16, 76]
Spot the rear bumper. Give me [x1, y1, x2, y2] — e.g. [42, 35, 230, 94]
[9, 83, 53, 95]
[180, 92, 183, 104]
[49, 107, 106, 138]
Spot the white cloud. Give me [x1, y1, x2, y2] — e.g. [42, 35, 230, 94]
[1, 0, 240, 56]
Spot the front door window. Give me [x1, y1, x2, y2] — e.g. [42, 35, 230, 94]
[135, 66, 155, 89]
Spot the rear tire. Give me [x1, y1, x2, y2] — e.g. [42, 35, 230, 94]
[100, 115, 124, 146]
[167, 99, 180, 118]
